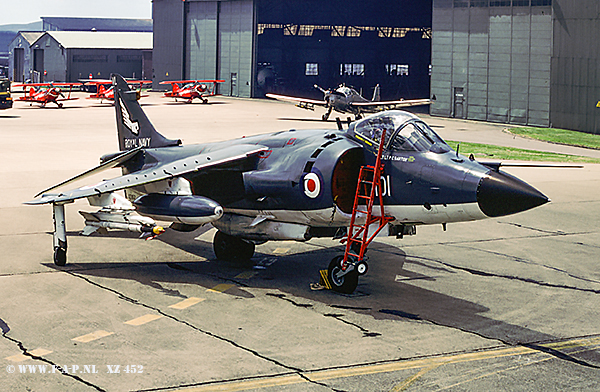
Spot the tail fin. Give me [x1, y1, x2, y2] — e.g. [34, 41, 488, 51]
[113, 74, 181, 151]
[372, 84, 381, 102]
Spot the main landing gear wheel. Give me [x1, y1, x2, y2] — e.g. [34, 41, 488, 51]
[327, 256, 359, 294]
[213, 230, 255, 263]
[53, 247, 67, 266]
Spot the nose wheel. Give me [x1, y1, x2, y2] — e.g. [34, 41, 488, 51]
[327, 256, 359, 294]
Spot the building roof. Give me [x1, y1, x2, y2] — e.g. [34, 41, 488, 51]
[17, 32, 44, 45]
[41, 17, 152, 32]
[43, 31, 152, 49]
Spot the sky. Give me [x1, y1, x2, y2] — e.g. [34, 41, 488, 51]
[0, 0, 152, 26]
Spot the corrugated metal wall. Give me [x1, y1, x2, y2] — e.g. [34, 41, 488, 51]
[186, 1, 218, 80]
[152, 0, 185, 88]
[218, 0, 255, 97]
[551, 0, 600, 134]
[431, 1, 552, 127]
[154, 0, 255, 97]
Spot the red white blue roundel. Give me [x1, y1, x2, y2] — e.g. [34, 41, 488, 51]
[303, 172, 321, 198]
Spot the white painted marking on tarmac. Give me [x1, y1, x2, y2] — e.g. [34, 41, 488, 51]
[235, 271, 257, 280]
[5, 348, 53, 362]
[72, 330, 114, 343]
[124, 314, 164, 326]
[168, 297, 205, 310]
[207, 284, 234, 293]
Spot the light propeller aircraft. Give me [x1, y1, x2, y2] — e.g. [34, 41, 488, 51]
[160, 79, 225, 104]
[14, 82, 80, 108]
[84, 79, 151, 103]
[267, 84, 432, 121]
[26, 74, 549, 294]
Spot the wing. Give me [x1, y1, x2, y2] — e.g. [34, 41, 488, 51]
[195, 80, 226, 83]
[56, 97, 80, 101]
[33, 146, 144, 198]
[350, 98, 432, 110]
[159, 80, 191, 85]
[25, 144, 268, 205]
[266, 93, 327, 107]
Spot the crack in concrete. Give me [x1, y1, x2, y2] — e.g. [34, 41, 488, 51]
[409, 255, 600, 295]
[64, 271, 343, 392]
[0, 317, 106, 391]
[445, 243, 600, 286]
[400, 229, 594, 250]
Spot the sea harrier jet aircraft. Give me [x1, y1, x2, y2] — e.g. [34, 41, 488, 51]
[26, 75, 549, 293]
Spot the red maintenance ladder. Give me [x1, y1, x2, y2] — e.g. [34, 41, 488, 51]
[341, 129, 395, 274]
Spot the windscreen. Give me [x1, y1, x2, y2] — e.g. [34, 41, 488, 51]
[352, 111, 449, 153]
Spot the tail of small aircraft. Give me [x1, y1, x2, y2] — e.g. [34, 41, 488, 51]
[372, 84, 381, 102]
[113, 74, 181, 151]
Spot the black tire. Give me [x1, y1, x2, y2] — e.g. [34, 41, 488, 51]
[327, 256, 358, 294]
[54, 247, 67, 266]
[213, 231, 255, 263]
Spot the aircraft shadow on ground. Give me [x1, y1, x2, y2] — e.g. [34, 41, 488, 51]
[46, 226, 600, 369]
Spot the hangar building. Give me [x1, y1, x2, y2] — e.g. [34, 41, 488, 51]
[431, 0, 600, 134]
[8, 17, 153, 83]
[151, 0, 600, 134]
[152, 0, 432, 101]
[9, 31, 152, 83]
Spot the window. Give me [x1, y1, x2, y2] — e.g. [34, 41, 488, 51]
[73, 54, 108, 63]
[512, 0, 529, 5]
[489, 0, 510, 5]
[340, 63, 364, 77]
[386, 64, 409, 76]
[117, 55, 142, 63]
[305, 63, 318, 76]
[531, 0, 551, 5]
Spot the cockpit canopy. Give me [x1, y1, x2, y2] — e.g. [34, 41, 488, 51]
[350, 110, 451, 153]
[335, 85, 357, 97]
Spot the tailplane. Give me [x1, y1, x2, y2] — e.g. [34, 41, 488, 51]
[372, 84, 381, 102]
[113, 74, 181, 151]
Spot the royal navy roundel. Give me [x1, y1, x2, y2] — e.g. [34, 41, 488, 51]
[303, 172, 321, 198]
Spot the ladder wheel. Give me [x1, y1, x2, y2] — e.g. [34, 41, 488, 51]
[328, 256, 358, 294]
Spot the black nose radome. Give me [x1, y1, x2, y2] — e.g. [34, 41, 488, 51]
[477, 170, 549, 217]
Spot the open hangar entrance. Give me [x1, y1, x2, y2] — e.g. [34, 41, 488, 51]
[255, 0, 432, 101]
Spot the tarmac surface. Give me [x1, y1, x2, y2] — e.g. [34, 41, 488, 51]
[1, 92, 599, 391]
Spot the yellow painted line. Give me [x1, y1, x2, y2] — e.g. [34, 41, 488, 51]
[168, 374, 306, 392]
[72, 330, 114, 343]
[235, 271, 258, 280]
[272, 247, 290, 255]
[5, 348, 53, 363]
[124, 314, 164, 326]
[169, 297, 205, 310]
[168, 337, 600, 392]
[207, 284, 234, 293]
[389, 364, 440, 392]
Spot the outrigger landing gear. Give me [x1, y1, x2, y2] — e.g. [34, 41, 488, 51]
[322, 107, 333, 121]
[213, 230, 255, 263]
[52, 203, 68, 266]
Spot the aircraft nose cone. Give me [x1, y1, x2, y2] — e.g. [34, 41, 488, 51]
[477, 170, 549, 217]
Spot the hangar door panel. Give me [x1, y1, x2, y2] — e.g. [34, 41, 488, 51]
[219, 0, 254, 97]
[186, 1, 218, 80]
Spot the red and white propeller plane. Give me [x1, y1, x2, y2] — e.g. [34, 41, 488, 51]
[160, 79, 224, 104]
[14, 82, 80, 108]
[85, 79, 151, 104]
